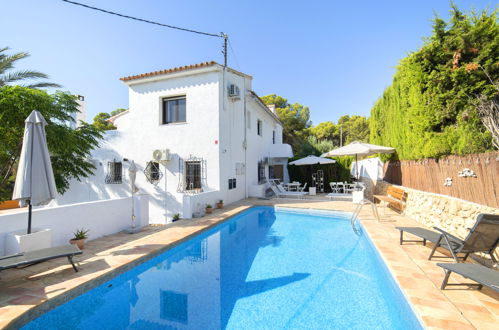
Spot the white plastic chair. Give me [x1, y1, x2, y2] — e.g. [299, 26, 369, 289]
[329, 182, 342, 193]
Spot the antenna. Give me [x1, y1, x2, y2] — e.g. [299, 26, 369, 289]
[221, 33, 228, 67]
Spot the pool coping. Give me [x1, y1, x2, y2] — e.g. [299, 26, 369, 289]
[4, 205, 254, 329]
[3, 199, 492, 329]
[270, 203, 482, 329]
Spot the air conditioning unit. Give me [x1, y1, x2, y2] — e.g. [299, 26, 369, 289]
[152, 149, 171, 164]
[228, 84, 240, 99]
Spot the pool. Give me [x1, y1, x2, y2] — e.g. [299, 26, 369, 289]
[23, 206, 422, 329]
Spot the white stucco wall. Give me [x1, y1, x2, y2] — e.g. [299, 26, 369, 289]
[0, 196, 148, 256]
[58, 70, 222, 224]
[57, 64, 288, 224]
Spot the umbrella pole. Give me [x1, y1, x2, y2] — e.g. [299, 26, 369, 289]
[131, 190, 135, 229]
[356, 154, 359, 181]
[27, 200, 32, 234]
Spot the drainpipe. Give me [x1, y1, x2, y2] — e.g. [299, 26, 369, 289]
[243, 76, 248, 198]
[222, 65, 228, 203]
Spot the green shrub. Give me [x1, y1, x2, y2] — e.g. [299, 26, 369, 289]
[370, 5, 497, 160]
[287, 156, 353, 191]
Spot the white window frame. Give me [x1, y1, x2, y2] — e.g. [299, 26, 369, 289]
[161, 95, 186, 125]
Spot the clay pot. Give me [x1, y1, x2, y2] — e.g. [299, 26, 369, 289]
[205, 207, 213, 214]
[217, 202, 224, 209]
[69, 238, 85, 250]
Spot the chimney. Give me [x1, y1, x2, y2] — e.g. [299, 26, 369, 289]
[267, 104, 276, 114]
[71, 95, 86, 128]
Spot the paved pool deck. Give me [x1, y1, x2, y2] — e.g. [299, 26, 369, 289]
[0, 198, 498, 329]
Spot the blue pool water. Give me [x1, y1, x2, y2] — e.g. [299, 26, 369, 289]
[23, 206, 422, 329]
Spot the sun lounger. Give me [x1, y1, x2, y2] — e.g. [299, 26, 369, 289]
[396, 213, 499, 263]
[269, 183, 307, 199]
[437, 263, 499, 292]
[0, 245, 82, 273]
[396, 226, 443, 246]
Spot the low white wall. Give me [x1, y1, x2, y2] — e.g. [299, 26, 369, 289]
[248, 183, 267, 198]
[0, 195, 149, 256]
[182, 190, 221, 219]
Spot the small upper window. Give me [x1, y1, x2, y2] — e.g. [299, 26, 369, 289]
[105, 160, 122, 184]
[162, 96, 186, 124]
[272, 130, 275, 144]
[257, 119, 262, 136]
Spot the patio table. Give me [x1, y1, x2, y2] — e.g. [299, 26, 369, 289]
[344, 183, 356, 194]
[284, 182, 301, 191]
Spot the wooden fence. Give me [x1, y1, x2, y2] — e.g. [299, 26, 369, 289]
[383, 152, 499, 208]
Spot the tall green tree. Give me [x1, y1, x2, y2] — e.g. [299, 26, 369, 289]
[308, 116, 369, 147]
[296, 136, 335, 157]
[260, 94, 311, 149]
[309, 121, 337, 141]
[0, 47, 60, 89]
[0, 86, 102, 201]
[110, 108, 127, 116]
[92, 108, 128, 130]
[338, 115, 370, 145]
[370, 5, 497, 159]
[93, 112, 116, 130]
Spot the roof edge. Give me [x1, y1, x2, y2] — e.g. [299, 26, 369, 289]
[249, 91, 282, 125]
[119, 61, 252, 83]
[107, 110, 130, 124]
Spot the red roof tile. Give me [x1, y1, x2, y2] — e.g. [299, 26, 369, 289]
[120, 61, 218, 82]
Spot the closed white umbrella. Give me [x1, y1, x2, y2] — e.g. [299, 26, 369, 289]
[12, 110, 57, 234]
[128, 161, 138, 230]
[128, 160, 139, 194]
[321, 141, 395, 179]
[289, 155, 336, 166]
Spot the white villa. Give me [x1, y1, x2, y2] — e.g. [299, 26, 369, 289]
[57, 62, 293, 224]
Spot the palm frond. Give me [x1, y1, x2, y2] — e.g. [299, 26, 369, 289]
[0, 52, 30, 73]
[0, 47, 60, 89]
[24, 82, 62, 89]
[0, 70, 49, 84]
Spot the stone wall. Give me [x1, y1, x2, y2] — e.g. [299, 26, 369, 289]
[359, 176, 375, 200]
[375, 180, 499, 261]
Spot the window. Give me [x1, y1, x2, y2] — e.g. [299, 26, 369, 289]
[160, 290, 188, 323]
[162, 96, 186, 124]
[258, 161, 266, 184]
[257, 119, 262, 136]
[185, 161, 201, 190]
[105, 160, 122, 184]
[228, 178, 236, 190]
[272, 130, 275, 144]
[145, 161, 162, 184]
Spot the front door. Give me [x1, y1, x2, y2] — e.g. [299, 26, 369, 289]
[270, 165, 284, 181]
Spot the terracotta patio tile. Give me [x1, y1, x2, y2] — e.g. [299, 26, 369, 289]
[0, 198, 497, 329]
[421, 316, 474, 329]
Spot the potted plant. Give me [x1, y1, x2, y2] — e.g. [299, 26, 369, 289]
[216, 200, 224, 209]
[172, 213, 180, 222]
[205, 204, 213, 214]
[69, 228, 89, 250]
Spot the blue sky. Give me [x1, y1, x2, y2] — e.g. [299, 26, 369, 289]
[2, 0, 496, 124]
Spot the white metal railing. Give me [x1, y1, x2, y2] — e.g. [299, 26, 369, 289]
[350, 198, 380, 235]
